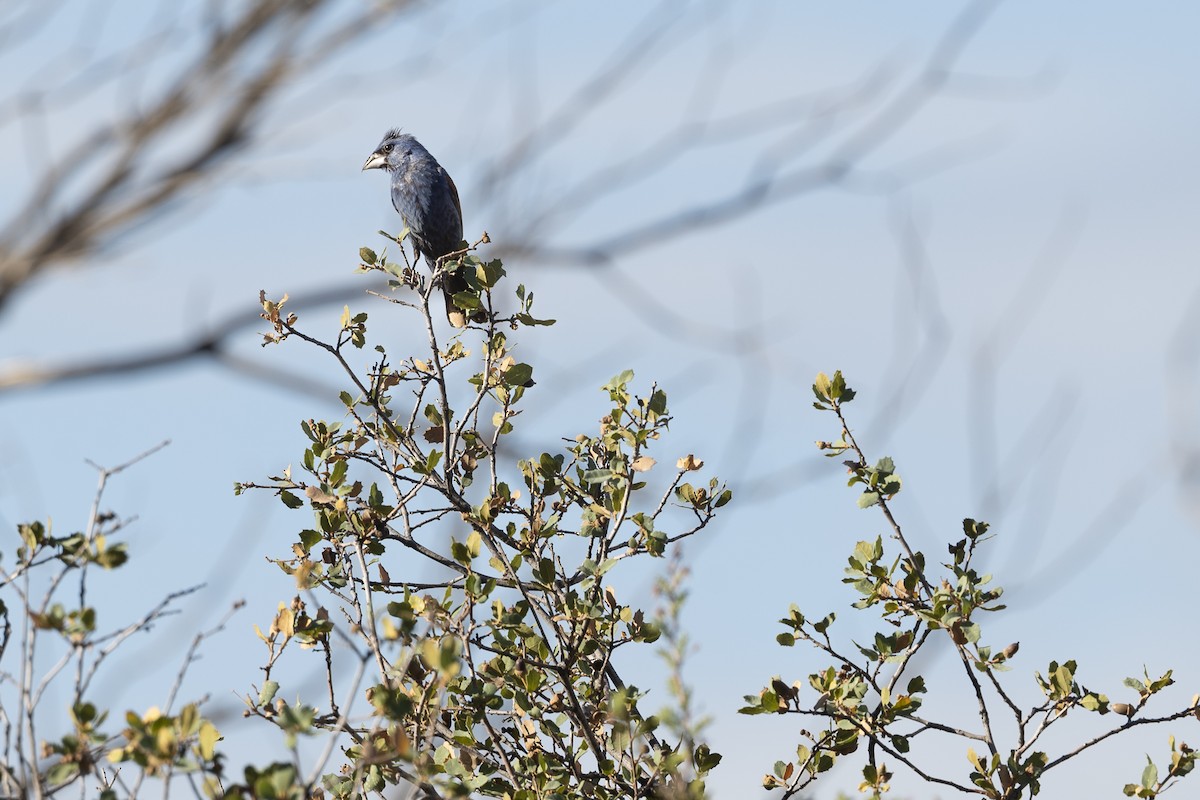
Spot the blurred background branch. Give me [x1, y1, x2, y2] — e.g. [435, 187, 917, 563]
[0, 0, 413, 311]
[0, 0, 1015, 395]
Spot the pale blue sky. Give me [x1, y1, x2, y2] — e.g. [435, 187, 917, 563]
[2, 1, 1199, 797]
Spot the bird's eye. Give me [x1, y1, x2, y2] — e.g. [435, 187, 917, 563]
[381, 144, 392, 153]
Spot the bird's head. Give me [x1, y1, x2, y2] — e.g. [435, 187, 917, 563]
[362, 129, 425, 172]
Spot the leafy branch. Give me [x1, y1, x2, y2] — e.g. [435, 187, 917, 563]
[742, 371, 1200, 799]
[236, 237, 730, 798]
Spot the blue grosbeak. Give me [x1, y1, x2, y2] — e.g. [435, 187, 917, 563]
[363, 130, 470, 327]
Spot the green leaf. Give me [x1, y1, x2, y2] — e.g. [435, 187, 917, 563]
[503, 363, 534, 387]
[259, 680, 280, 706]
[476, 259, 506, 288]
[648, 388, 668, 417]
[963, 518, 990, 539]
[857, 491, 880, 509]
[831, 370, 855, 402]
[694, 743, 722, 773]
[813, 612, 835, 633]
[280, 491, 303, 509]
[421, 450, 443, 475]
[605, 370, 635, 391]
[424, 403, 443, 425]
[46, 762, 78, 787]
[1124, 677, 1147, 693]
[582, 469, 614, 485]
[1142, 759, 1158, 790]
[359, 247, 377, 264]
[514, 312, 556, 327]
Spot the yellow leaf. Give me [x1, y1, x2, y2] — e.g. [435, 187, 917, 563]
[276, 607, 295, 638]
[814, 371, 831, 398]
[155, 725, 176, 757]
[676, 454, 704, 472]
[197, 721, 221, 761]
[179, 703, 198, 734]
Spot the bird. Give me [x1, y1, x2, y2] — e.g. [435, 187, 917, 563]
[362, 130, 471, 327]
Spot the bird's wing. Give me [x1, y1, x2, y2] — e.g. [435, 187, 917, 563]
[444, 169, 463, 230]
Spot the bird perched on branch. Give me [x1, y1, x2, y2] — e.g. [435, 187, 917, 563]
[362, 130, 470, 327]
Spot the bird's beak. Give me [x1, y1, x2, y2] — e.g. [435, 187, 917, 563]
[362, 152, 387, 171]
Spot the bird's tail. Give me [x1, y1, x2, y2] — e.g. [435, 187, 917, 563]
[440, 262, 489, 328]
[443, 287, 468, 328]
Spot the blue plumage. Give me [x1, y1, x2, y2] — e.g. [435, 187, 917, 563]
[363, 130, 468, 326]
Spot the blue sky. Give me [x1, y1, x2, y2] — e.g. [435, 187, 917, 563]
[2, 1, 1200, 796]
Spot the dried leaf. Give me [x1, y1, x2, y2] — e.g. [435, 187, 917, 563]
[631, 456, 656, 472]
[305, 486, 336, 504]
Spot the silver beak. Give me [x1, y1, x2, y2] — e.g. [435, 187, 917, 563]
[362, 152, 387, 171]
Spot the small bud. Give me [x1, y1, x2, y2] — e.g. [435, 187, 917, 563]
[1002, 642, 1020, 660]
